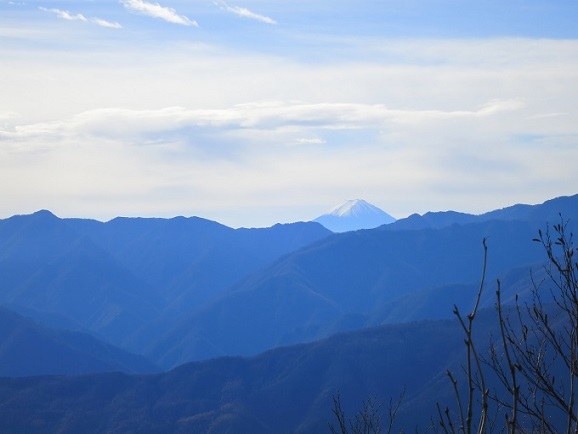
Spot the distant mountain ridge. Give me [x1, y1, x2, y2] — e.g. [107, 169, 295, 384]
[150, 218, 552, 367]
[386, 193, 578, 231]
[313, 199, 396, 232]
[0, 211, 332, 366]
[144, 193, 578, 367]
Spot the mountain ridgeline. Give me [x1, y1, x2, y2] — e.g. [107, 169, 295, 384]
[0, 194, 577, 432]
[0, 213, 331, 369]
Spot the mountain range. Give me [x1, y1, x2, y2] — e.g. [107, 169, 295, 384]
[0, 193, 577, 432]
[0, 212, 331, 356]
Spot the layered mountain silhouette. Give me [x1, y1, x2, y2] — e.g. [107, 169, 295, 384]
[142, 193, 577, 367]
[0, 306, 157, 376]
[0, 212, 331, 359]
[0, 193, 577, 432]
[313, 199, 396, 232]
[2, 195, 578, 369]
[0, 314, 483, 433]
[148, 217, 555, 367]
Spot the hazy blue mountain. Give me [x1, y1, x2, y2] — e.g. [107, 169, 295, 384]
[0, 211, 331, 362]
[0, 211, 162, 348]
[0, 194, 575, 373]
[368, 263, 547, 326]
[148, 216, 560, 367]
[313, 199, 396, 232]
[387, 210, 479, 230]
[66, 216, 332, 313]
[146, 194, 578, 367]
[386, 193, 578, 231]
[0, 194, 575, 432]
[0, 306, 158, 376]
[68, 217, 332, 354]
[67, 215, 237, 307]
[0, 314, 481, 433]
[0, 302, 569, 433]
[0, 210, 81, 291]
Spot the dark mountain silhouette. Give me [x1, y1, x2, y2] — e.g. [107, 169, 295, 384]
[0, 306, 157, 376]
[0, 313, 485, 433]
[0, 300, 570, 433]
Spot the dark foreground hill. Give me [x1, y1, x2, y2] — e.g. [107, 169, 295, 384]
[0, 312, 486, 433]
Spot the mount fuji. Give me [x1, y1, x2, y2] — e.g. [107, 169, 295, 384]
[312, 199, 396, 232]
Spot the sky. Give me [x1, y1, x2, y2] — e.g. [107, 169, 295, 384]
[1, 0, 577, 228]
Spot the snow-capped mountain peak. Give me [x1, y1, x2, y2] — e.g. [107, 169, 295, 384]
[313, 199, 396, 232]
[328, 199, 382, 218]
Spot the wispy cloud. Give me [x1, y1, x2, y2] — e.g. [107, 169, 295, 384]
[296, 138, 326, 145]
[214, 0, 276, 24]
[1, 28, 576, 226]
[120, 0, 198, 27]
[39, 7, 122, 29]
[0, 95, 576, 226]
[90, 17, 123, 29]
[39, 7, 88, 22]
[0, 99, 526, 146]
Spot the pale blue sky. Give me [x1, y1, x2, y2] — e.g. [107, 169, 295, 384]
[1, 0, 577, 227]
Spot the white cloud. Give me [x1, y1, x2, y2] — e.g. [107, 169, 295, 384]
[120, 0, 198, 26]
[1, 96, 576, 227]
[296, 138, 326, 145]
[39, 7, 122, 29]
[40, 7, 88, 22]
[0, 34, 577, 226]
[91, 18, 123, 29]
[0, 99, 527, 147]
[213, 0, 276, 24]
